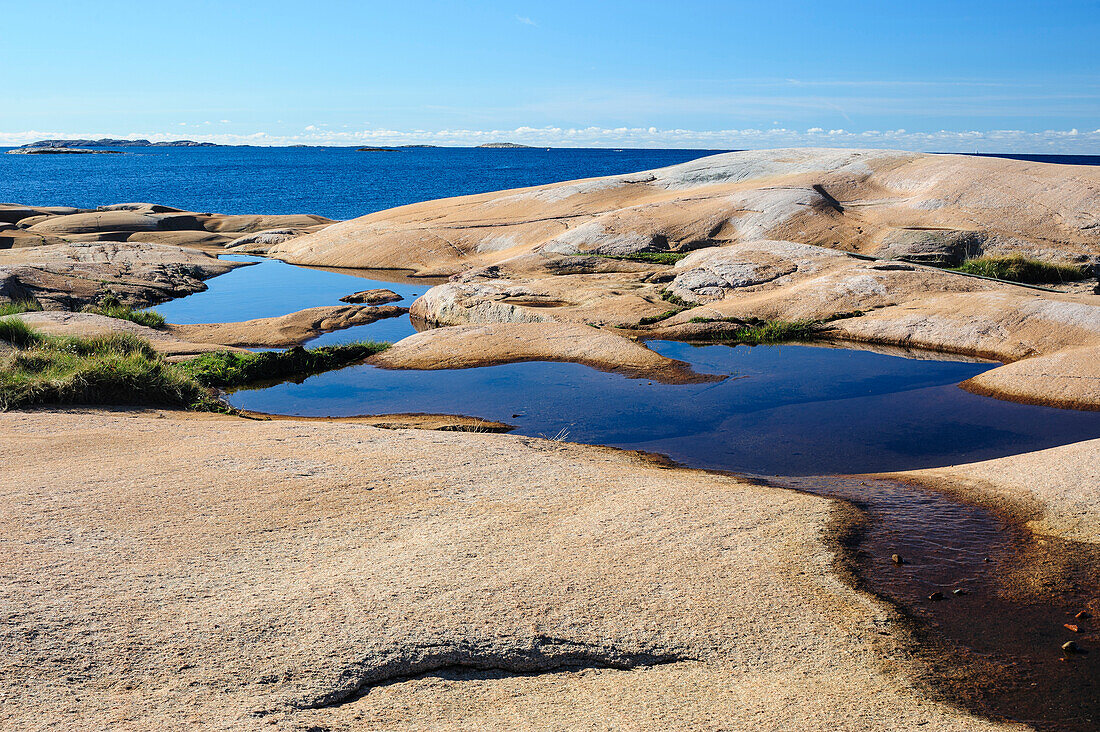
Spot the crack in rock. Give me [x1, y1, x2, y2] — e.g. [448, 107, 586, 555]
[293, 636, 689, 709]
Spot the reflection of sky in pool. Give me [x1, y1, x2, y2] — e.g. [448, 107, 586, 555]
[150, 255, 426, 344]
[155, 256, 1100, 476]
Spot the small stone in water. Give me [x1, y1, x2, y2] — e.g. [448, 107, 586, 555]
[1075, 610, 1092, 620]
[929, 592, 944, 602]
[952, 588, 967, 596]
[891, 554, 904, 565]
[1064, 624, 1081, 633]
[1062, 640, 1080, 654]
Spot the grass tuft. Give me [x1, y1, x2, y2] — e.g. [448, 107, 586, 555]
[82, 294, 166, 328]
[0, 327, 217, 412]
[949, 255, 1090, 284]
[176, 342, 389, 388]
[0, 323, 388, 413]
[0, 317, 46, 348]
[686, 318, 821, 344]
[594, 252, 690, 265]
[0, 300, 43, 317]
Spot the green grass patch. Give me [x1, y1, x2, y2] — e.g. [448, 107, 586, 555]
[0, 328, 218, 412]
[82, 294, 166, 328]
[177, 342, 389, 388]
[660, 290, 692, 308]
[0, 317, 46, 348]
[0, 300, 43, 317]
[594, 252, 690, 265]
[637, 289, 697, 326]
[949, 255, 1090, 284]
[686, 318, 821, 344]
[0, 322, 389, 412]
[639, 309, 684, 325]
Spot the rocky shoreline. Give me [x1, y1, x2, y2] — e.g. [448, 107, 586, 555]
[1, 148, 1098, 729]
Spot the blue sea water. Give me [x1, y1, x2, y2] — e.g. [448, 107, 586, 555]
[2, 146, 1096, 221]
[0, 146, 728, 220]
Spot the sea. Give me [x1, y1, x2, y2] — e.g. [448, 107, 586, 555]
[2, 146, 1097, 221]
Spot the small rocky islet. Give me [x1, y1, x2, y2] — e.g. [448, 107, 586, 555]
[1, 148, 1098, 729]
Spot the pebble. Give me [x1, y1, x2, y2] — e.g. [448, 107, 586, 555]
[928, 592, 944, 602]
[1062, 640, 1079, 654]
[1075, 610, 1091, 620]
[952, 588, 967, 596]
[891, 554, 904, 565]
[1064, 624, 1081, 633]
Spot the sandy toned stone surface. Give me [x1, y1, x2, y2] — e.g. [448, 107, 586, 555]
[372, 322, 722, 383]
[243, 411, 514, 432]
[13, 311, 245, 356]
[900, 438, 1100, 545]
[0, 242, 246, 309]
[272, 148, 1099, 274]
[169, 304, 407, 347]
[961, 345, 1100, 410]
[0, 408, 1012, 731]
[339, 287, 402, 304]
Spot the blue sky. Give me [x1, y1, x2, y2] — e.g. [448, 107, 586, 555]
[2, 0, 1097, 150]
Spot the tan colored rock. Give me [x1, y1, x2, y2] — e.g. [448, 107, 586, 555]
[25, 210, 207, 235]
[371, 322, 722, 384]
[13, 311, 243, 357]
[170, 304, 407, 347]
[901, 437, 1100, 544]
[961, 345, 1100, 409]
[245, 411, 514, 432]
[202, 213, 333, 234]
[271, 148, 1100, 276]
[0, 242, 245, 309]
[224, 228, 311, 253]
[339, 287, 402, 304]
[0, 408, 1010, 730]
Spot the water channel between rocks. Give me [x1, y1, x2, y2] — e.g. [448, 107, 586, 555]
[154, 254, 1100, 729]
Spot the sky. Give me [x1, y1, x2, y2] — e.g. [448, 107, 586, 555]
[1, 0, 1098, 151]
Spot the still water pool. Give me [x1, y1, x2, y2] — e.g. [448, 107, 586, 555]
[153, 256, 1100, 475]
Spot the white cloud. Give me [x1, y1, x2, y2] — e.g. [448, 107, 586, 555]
[515, 15, 536, 25]
[1, 126, 1098, 153]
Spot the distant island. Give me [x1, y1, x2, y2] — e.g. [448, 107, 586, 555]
[397, 144, 441, 148]
[14, 138, 216, 149]
[356, 146, 399, 152]
[476, 142, 535, 148]
[6, 147, 125, 155]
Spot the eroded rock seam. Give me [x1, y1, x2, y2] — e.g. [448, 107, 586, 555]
[293, 637, 690, 709]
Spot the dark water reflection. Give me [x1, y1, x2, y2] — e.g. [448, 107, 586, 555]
[226, 340, 1100, 475]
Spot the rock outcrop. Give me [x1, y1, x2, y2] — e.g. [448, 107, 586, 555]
[269, 149, 1100, 408]
[0, 242, 246, 309]
[0, 408, 1012, 730]
[169, 304, 407, 348]
[339, 287, 402, 304]
[371, 322, 723, 384]
[271, 148, 1100, 274]
[0, 202, 333, 252]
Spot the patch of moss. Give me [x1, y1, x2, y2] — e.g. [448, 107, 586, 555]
[949, 255, 1090, 284]
[637, 289, 697, 326]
